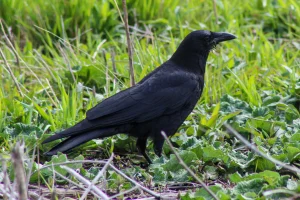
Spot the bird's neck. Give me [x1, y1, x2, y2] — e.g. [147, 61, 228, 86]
[170, 50, 208, 74]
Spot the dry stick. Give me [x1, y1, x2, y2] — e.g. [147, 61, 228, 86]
[34, 25, 126, 89]
[33, 160, 160, 198]
[263, 188, 296, 197]
[28, 191, 41, 200]
[26, 145, 36, 192]
[113, 0, 124, 24]
[1, 159, 11, 200]
[79, 153, 114, 200]
[0, 184, 14, 199]
[45, 78, 60, 106]
[128, 25, 170, 42]
[37, 145, 41, 197]
[60, 165, 109, 200]
[212, 0, 218, 24]
[161, 132, 219, 200]
[224, 124, 300, 174]
[122, 0, 135, 86]
[62, 37, 79, 63]
[58, 44, 76, 83]
[54, 170, 101, 198]
[111, 48, 117, 88]
[51, 164, 57, 199]
[108, 164, 160, 198]
[0, 21, 57, 107]
[0, 19, 20, 70]
[11, 142, 28, 200]
[0, 47, 24, 97]
[33, 49, 57, 81]
[109, 185, 139, 199]
[0, 187, 8, 199]
[102, 50, 110, 96]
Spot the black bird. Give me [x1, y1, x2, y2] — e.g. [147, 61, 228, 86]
[43, 30, 236, 164]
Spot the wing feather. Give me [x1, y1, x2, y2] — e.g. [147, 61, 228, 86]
[86, 66, 200, 126]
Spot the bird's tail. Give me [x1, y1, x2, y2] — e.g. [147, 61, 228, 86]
[42, 119, 100, 144]
[44, 128, 116, 156]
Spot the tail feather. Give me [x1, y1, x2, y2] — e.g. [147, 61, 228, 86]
[43, 119, 102, 144]
[44, 128, 116, 156]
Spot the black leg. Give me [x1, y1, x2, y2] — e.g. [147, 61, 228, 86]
[136, 137, 152, 164]
[153, 138, 165, 157]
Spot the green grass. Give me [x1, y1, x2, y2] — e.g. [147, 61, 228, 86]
[0, 0, 299, 199]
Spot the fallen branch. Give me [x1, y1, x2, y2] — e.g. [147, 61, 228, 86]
[33, 159, 160, 199]
[54, 169, 100, 198]
[0, 47, 24, 98]
[161, 131, 219, 200]
[61, 165, 109, 200]
[122, 0, 135, 86]
[79, 153, 114, 200]
[11, 142, 28, 200]
[224, 124, 300, 174]
[109, 163, 160, 198]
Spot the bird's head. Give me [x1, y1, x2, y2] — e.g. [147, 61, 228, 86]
[184, 30, 236, 51]
[170, 30, 236, 73]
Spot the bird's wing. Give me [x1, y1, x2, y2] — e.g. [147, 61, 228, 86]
[86, 68, 200, 126]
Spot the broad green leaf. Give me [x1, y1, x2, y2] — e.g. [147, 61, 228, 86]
[7, 123, 43, 137]
[204, 166, 218, 180]
[202, 146, 229, 163]
[228, 151, 256, 168]
[150, 166, 167, 182]
[169, 169, 189, 182]
[262, 95, 280, 106]
[230, 170, 280, 185]
[233, 178, 265, 196]
[290, 133, 300, 142]
[217, 110, 242, 127]
[285, 146, 300, 162]
[255, 157, 276, 171]
[163, 150, 198, 172]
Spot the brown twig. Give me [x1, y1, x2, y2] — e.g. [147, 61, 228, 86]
[1, 159, 11, 200]
[58, 44, 76, 83]
[26, 145, 36, 193]
[53, 170, 100, 198]
[33, 160, 161, 199]
[1, 22, 57, 106]
[263, 188, 296, 198]
[79, 153, 114, 200]
[112, 0, 124, 24]
[109, 163, 160, 198]
[0, 47, 24, 97]
[110, 186, 139, 199]
[61, 165, 110, 200]
[122, 0, 135, 86]
[0, 20, 20, 71]
[11, 142, 28, 200]
[161, 131, 219, 200]
[212, 0, 218, 24]
[110, 48, 117, 87]
[102, 50, 110, 96]
[33, 49, 57, 81]
[224, 124, 300, 174]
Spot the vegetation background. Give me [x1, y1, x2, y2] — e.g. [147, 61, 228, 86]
[0, 0, 299, 199]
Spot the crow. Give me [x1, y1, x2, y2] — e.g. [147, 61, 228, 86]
[43, 30, 236, 164]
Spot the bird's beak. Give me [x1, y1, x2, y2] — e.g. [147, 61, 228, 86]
[212, 32, 236, 44]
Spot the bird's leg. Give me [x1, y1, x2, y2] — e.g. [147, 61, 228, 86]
[153, 138, 165, 157]
[136, 137, 152, 164]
